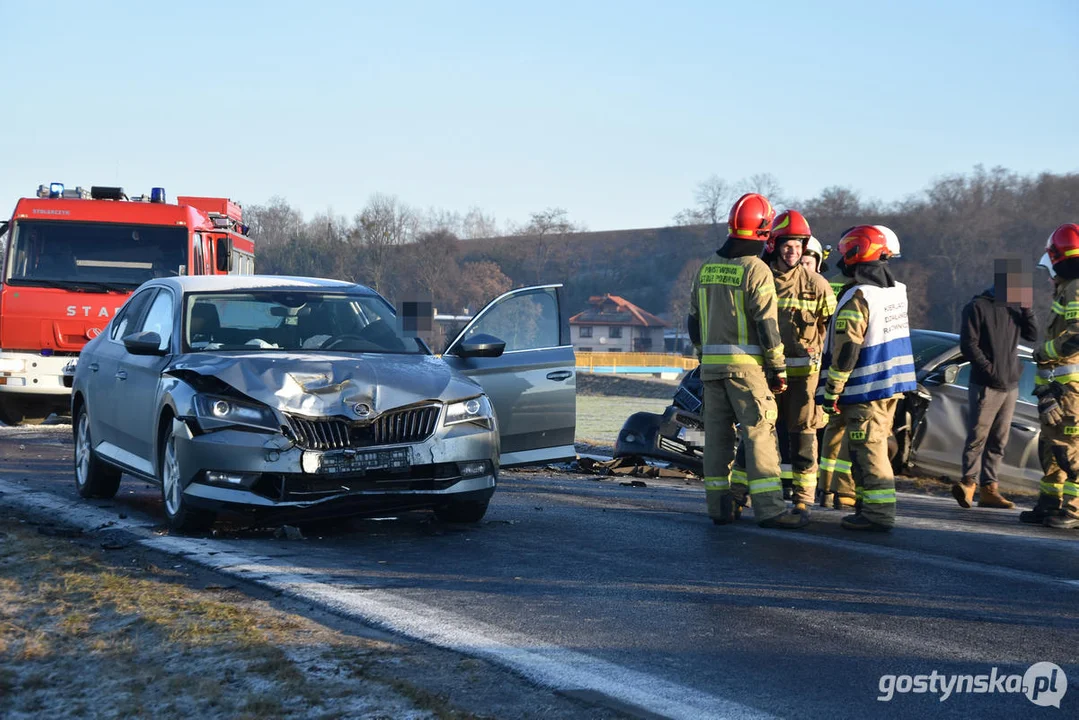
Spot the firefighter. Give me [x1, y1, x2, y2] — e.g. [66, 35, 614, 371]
[818, 225, 916, 531]
[801, 236, 827, 274]
[1027, 223, 1079, 530]
[818, 225, 903, 510]
[747, 211, 835, 510]
[688, 193, 808, 529]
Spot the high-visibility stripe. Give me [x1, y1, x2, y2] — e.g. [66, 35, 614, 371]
[732, 468, 748, 484]
[1065, 482, 1079, 497]
[757, 285, 775, 296]
[786, 356, 816, 366]
[1052, 301, 1065, 315]
[787, 365, 819, 377]
[1066, 249, 1079, 258]
[748, 477, 782, 494]
[828, 367, 852, 383]
[822, 296, 837, 315]
[791, 472, 816, 488]
[1040, 481, 1064, 496]
[1035, 374, 1079, 386]
[702, 343, 762, 355]
[1045, 340, 1060, 360]
[764, 345, 784, 362]
[704, 476, 731, 491]
[735, 289, 747, 345]
[702, 354, 763, 365]
[698, 288, 708, 341]
[862, 489, 897, 504]
[777, 298, 819, 310]
[820, 457, 851, 472]
[835, 309, 865, 322]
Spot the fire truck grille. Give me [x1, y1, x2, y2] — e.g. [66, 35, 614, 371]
[286, 405, 441, 451]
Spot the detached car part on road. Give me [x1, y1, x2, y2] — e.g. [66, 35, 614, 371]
[615, 330, 1040, 494]
[70, 276, 576, 530]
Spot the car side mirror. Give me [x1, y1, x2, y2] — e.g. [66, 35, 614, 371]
[943, 365, 960, 384]
[215, 237, 232, 272]
[123, 331, 167, 356]
[454, 333, 506, 358]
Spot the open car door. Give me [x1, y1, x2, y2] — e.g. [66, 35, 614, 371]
[442, 285, 576, 467]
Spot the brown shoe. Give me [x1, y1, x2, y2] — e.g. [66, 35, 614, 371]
[977, 482, 1015, 509]
[951, 478, 976, 508]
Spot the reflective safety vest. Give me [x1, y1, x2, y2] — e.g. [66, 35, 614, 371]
[1036, 277, 1079, 386]
[690, 254, 784, 379]
[820, 282, 916, 404]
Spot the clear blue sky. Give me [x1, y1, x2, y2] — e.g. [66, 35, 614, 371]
[2, 0, 1076, 232]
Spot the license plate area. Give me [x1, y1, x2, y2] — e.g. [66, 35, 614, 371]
[302, 447, 411, 475]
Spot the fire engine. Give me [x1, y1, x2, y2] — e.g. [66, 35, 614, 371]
[0, 183, 255, 425]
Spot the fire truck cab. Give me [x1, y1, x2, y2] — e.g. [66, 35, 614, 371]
[0, 183, 255, 425]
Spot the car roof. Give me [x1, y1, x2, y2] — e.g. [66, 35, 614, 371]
[145, 275, 374, 295]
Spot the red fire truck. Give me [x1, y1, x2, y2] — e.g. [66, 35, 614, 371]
[0, 183, 255, 424]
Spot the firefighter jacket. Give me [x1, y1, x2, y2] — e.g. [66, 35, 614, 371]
[1036, 277, 1079, 387]
[689, 254, 784, 380]
[822, 266, 848, 297]
[818, 283, 916, 405]
[772, 261, 836, 377]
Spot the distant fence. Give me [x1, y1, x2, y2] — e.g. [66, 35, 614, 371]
[575, 352, 698, 375]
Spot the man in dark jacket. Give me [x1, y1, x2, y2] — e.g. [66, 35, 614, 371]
[953, 258, 1037, 509]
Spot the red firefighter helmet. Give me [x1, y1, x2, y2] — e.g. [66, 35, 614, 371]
[837, 225, 890, 265]
[1046, 223, 1079, 266]
[765, 210, 812, 253]
[727, 193, 775, 241]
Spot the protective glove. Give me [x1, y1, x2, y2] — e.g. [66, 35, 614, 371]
[1035, 383, 1065, 426]
[821, 391, 840, 416]
[766, 367, 788, 395]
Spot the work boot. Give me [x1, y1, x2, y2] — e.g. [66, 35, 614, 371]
[951, 477, 976, 509]
[758, 508, 810, 530]
[1019, 508, 1051, 525]
[833, 495, 856, 511]
[1044, 511, 1079, 530]
[977, 482, 1015, 509]
[818, 491, 834, 509]
[841, 513, 893, 532]
[711, 493, 736, 525]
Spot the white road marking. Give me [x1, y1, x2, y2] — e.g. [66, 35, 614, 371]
[0, 478, 772, 720]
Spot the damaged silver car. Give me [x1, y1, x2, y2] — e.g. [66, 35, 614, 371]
[70, 276, 576, 530]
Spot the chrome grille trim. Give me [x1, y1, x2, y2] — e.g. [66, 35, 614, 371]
[286, 404, 442, 451]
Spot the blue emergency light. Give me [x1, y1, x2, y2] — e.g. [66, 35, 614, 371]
[151, 187, 167, 204]
[49, 182, 64, 199]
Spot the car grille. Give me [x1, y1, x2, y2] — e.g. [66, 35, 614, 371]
[673, 387, 702, 413]
[286, 404, 441, 451]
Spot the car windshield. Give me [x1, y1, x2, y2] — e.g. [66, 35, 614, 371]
[910, 332, 959, 371]
[183, 291, 424, 354]
[5, 220, 187, 289]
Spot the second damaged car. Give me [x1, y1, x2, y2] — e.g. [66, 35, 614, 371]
[70, 276, 575, 530]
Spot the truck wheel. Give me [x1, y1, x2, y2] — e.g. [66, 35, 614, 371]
[434, 499, 490, 524]
[74, 406, 122, 499]
[0, 397, 49, 425]
[158, 421, 214, 533]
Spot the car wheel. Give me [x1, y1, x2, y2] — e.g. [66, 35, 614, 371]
[434, 499, 490, 524]
[158, 421, 214, 533]
[74, 406, 122, 499]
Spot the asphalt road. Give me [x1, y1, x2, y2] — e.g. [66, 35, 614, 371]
[1, 423, 1077, 719]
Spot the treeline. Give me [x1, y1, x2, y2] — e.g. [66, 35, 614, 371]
[246, 166, 1079, 338]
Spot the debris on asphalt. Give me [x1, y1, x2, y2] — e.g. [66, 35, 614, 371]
[100, 539, 128, 551]
[571, 455, 698, 480]
[36, 525, 82, 538]
[619, 480, 648, 488]
[273, 525, 305, 541]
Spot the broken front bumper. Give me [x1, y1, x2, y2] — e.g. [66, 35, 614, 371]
[172, 419, 498, 519]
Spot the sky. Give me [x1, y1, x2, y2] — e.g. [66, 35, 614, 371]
[1, 0, 1076, 232]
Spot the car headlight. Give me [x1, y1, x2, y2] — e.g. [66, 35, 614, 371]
[193, 394, 280, 433]
[444, 395, 494, 429]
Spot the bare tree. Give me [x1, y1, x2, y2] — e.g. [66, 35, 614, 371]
[516, 207, 582, 285]
[802, 186, 863, 218]
[244, 196, 304, 248]
[738, 173, 787, 209]
[461, 206, 500, 239]
[355, 194, 417, 294]
[673, 175, 735, 226]
[406, 229, 461, 311]
[417, 207, 463, 236]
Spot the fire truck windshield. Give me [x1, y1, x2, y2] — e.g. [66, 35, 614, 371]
[5, 220, 188, 291]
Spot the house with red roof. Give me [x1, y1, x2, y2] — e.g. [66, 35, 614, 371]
[568, 294, 669, 353]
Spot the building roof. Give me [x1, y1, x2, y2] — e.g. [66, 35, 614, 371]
[568, 294, 669, 327]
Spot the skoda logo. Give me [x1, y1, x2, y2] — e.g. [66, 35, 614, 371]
[353, 403, 371, 417]
[86, 327, 102, 339]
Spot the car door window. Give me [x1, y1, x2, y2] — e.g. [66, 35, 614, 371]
[1018, 358, 1036, 402]
[136, 291, 174, 352]
[110, 289, 157, 342]
[460, 288, 561, 353]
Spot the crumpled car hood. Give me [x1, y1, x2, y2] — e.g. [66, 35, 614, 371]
[167, 352, 482, 418]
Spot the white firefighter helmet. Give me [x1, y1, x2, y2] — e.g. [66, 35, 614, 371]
[873, 225, 901, 258]
[805, 235, 825, 260]
[1038, 250, 1056, 279]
